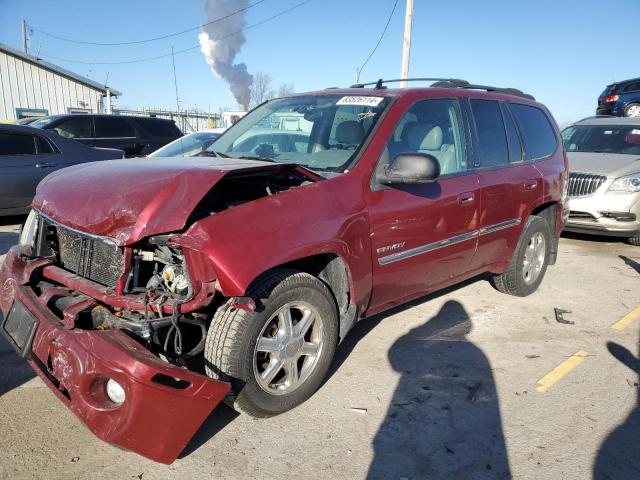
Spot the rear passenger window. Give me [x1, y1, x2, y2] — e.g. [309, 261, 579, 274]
[95, 117, 135, 138]
[135, 119, 181, 137]
[471, 99, 509, 167]
[500, 103, 523, 162]
[0, 133, 36, 155]
[509, 104, 558, 160]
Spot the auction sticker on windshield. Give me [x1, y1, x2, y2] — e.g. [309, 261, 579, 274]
[336, 96, 384, 107]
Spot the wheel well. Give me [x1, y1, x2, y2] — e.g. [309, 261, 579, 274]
[531, 202, 559, 265]
[279, 254, 351, 317]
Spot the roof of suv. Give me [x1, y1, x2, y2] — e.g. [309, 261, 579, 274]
[573, 117, 640, 126]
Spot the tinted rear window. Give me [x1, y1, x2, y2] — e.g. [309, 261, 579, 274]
[470, 99, 509, 167]
[133, 118, 182, 138]
[95, 117, 135, 138]
[510, 104, 557, 160]
[0, 133, 36, 155]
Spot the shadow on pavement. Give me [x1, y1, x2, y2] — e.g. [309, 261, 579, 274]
[619, 255, 640, 275]
[0, 335, 36, 397]
[561, 231, 629, 245]
[593, 341, 640, 480]
[179, 402, 239, 458]
[367, 300, 511, 479]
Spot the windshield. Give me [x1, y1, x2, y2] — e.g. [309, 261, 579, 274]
[207, 94, 391, 172]
[562, 124, 640, 155]
[149, 132, 220, 157]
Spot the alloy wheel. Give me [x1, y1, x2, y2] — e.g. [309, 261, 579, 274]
[253, 302, 324, 395]
[522, 232, 546, 284]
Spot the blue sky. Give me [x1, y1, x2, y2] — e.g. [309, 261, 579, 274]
[1, 0, 638, 125]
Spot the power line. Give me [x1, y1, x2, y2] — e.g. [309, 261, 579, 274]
[358, 0, 399, 76]
[37, 0, 313, 66]
[30, 0, 268, 46]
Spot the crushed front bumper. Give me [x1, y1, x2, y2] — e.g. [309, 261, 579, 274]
[0, 246, 230, 464]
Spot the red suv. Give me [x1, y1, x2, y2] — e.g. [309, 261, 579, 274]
[0, 79, 568, 463]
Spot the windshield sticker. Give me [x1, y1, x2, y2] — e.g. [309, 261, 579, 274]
[631, 129, 640, 135]
[358, 112, 377, 120]
[603, 130, 613, 135]
[337, 96, 384, 107]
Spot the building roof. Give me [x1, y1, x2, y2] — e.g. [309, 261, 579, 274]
[0, 42, 122, 96]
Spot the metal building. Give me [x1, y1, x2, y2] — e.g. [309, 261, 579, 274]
[0, 42, 120, 121]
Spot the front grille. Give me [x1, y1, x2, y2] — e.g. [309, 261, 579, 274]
[40, 218, 125, 288]
[568, 211, 596, 221]
[568, 172, 607, 197]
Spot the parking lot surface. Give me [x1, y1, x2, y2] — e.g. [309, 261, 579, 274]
[1, 217, 638, 480]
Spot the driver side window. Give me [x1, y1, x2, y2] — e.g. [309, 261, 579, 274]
[385, 99, 467, 176]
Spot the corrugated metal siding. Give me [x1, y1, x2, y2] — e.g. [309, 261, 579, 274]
[0, 50, 106, 120]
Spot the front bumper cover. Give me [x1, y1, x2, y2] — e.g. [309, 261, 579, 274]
[0, 246, 230, 464]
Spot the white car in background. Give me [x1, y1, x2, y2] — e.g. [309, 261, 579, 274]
[149, 129, 223, 157]
[562, 117, 640, 245]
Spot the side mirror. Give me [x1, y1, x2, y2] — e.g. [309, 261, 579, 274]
[379, 153, 440, 185]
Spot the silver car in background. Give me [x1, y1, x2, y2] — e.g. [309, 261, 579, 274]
[562, 117, 640, 245]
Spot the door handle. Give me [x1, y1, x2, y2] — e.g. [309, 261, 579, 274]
[524, 180, 538, 191]
[35, 162, 57, 168]
[458, 192, 475, 205]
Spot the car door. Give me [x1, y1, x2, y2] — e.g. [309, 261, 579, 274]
[0, 131, 48, 210]
[367, 98, 480, 312]
[93, 116, 139, 156]
[467, 98, 542, 271]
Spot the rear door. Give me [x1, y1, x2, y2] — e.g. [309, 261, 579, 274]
[93, 116, 139, 156]
[367, 97, 480, 312]
[467, 98, 542, 272]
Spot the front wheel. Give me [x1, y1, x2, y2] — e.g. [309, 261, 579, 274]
[627, 232, 640, 246]
[491, 215, 552, 297]
[204, 269, 339, 418]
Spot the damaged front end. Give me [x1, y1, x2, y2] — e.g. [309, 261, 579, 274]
[1, 160, 319, 463]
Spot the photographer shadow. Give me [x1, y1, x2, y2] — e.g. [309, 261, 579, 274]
[368, 300, 511, 479]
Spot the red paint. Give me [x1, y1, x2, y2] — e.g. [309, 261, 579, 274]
[1, 87, 567, 463]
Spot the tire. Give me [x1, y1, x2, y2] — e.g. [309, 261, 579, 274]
[204, 269, 339, 418]
[491, 215, 552, 297]
[624, 103, 640, 118]
[627, 232, 640, 246]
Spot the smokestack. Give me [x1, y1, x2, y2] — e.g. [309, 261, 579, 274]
[199, 0, 253, 111]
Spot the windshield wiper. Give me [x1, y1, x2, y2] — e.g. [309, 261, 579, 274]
[233, 155, 279, 163]
[196, 150, 230, 158]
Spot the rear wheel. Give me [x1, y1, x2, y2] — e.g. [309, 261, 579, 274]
[624, 103, 640, 117]
[627, 232, 640, 246]
[204, 269, 339, 418]
[491, 216, 552, 297]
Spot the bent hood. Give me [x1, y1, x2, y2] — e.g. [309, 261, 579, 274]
[568, 152, 640, 177]
[33, 157, 287, 245]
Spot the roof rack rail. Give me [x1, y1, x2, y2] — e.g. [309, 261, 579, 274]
[350, 78, 467, 89]
[350, 78, 535, 100]
[430, 80, 535, 100]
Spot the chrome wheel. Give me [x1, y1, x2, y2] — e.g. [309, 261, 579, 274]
[253, 302, 324, 395]
[626, 104, 640, 117]
[522, 232, 546, 284]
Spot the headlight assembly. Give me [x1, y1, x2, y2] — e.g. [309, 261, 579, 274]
[607, 173, 640, 193]
[19, 210, 39, 248]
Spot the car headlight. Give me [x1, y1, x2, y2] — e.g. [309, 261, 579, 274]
[19, 210, 39, 248]
[608, 173, 640, 193]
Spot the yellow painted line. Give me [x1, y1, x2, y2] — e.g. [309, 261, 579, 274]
[535, 350, 588, 393]
[611, 306, 640, 331]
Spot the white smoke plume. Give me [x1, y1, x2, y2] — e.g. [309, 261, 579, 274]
[199, 0, 253, 110]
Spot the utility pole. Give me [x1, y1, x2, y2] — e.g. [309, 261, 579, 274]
[22, 19, 28, 55]
[400, 0, 413, 88]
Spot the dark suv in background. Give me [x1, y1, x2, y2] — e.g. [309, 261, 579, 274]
[597, 77, 640, 117]
[30, 114, 183, 156]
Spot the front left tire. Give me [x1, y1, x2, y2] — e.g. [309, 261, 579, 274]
[204, 269, 339, 418]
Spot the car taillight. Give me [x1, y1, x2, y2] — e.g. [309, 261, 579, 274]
[605, 95, 619, 103]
